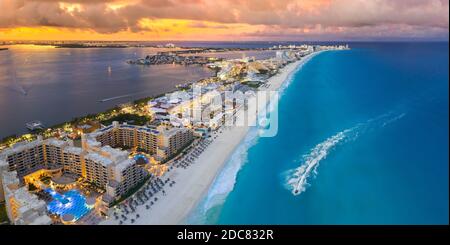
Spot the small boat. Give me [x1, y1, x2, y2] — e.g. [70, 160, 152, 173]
[26, 120, 44, 131]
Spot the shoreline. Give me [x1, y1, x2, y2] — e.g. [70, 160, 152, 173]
[182, 51, 325, 224]
[101, 51, 324, 225]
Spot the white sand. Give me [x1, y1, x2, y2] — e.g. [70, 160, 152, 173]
[101, 52, 322, 225]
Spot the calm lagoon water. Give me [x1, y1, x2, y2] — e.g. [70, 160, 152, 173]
[0, 45, 214, 138]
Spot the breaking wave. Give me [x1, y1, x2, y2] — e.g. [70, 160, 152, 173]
[186, 53, 325, 224]
[278, 51, 323, 97]
[186, 127, 260, 224]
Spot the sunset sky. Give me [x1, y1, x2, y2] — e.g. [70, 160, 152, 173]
[0, 0, 448, 41]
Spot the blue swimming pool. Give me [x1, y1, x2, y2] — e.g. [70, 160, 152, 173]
[45, 188, 92, 221]
[134, 154, 149, 164]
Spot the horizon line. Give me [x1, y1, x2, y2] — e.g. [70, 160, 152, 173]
[1, 39, 448, 43]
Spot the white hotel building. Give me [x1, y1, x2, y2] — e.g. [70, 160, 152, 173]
[0, 135, 148, 224]
[84, 121, 193, 162]
[0, 162, 52, 225]
[0, 121, 193, 224]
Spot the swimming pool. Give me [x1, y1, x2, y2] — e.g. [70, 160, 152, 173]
[45, 188, 93, 221]
[134, 154, 149, 164]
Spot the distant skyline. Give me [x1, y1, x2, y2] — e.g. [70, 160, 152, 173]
[0, 0, 449, 41]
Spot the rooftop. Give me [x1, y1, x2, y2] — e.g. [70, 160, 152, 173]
[99, 145, 128, 162]
[46, 138, 69, 148]
[84, 152, 113, 167]
[114, 158, 136, 175]
[64, 146, 83, 155]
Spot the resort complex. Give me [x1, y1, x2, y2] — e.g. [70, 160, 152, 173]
[0, 121, 195, 224]
[0, 44, 349, 225]
[0, 1, 448, 242]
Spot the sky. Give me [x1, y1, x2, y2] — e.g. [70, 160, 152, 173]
[0, 0, 448, 41]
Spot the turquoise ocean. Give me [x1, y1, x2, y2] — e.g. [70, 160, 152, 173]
[188, 42, 449, 225]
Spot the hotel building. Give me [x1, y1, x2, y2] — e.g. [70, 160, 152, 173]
[155, 126, 194, 161]
[106, 158, 147, 199]
[1, 138, 70, 179]
[0, 135, 148, 224]
[84, 122, 193, 162]
[0, 161, 52, 225]
[87, 122, 159, 154]
[0, 121, 193, 224]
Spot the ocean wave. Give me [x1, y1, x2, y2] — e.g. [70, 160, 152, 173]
[186, 127, 260, 224]
[188, 54, 325, 222]
[189, 52, 340, 224]
[206, 128, 259, 208]
[285, 111, 407, 196]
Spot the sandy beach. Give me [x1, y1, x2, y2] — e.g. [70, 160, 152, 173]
[101, 52, 322, 225]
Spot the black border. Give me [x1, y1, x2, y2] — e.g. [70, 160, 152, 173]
[1, 225, 448, 243]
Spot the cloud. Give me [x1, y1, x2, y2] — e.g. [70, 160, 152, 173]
[0, 0, 448, 40]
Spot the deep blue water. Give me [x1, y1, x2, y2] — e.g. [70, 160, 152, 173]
[189, 42, 449, 224]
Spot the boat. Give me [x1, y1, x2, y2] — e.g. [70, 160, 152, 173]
[26, 121, 44, 131]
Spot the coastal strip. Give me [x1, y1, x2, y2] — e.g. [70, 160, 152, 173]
[101, 52, 324, 225]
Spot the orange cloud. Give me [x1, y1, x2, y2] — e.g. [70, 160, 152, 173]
[0, 0, 448, 41]
[0, 20, 263, 41]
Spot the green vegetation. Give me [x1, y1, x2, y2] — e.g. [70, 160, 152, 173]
[136, 148, 146, 153]
[0, 134, 37, 148]
[0, 87, 171, 150]
[241, 81, 261, 88]
[82, 180, 105, 193]
[39, 176, 51, 185]
[101, 113, 151, 126]
[0, 203, 10, 225]
[109, 175, 151, 207]
[132, 92, 166, 107]
[28, 183, 38, 192]
[0, 134, 18, 146]
[73, 138, 82, 147]
[47, 106, 120, 130]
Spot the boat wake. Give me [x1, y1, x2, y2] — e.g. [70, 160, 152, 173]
[286, 127, 356, 196]
[285, 111, 407, 196]
[191, 58, 319, 220]
[3, 68, 30, 96]
[98, 90, 154, 102]
[186, 52, 329, 223]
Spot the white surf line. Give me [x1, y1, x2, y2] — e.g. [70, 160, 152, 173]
[185, 54, 325, 222]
